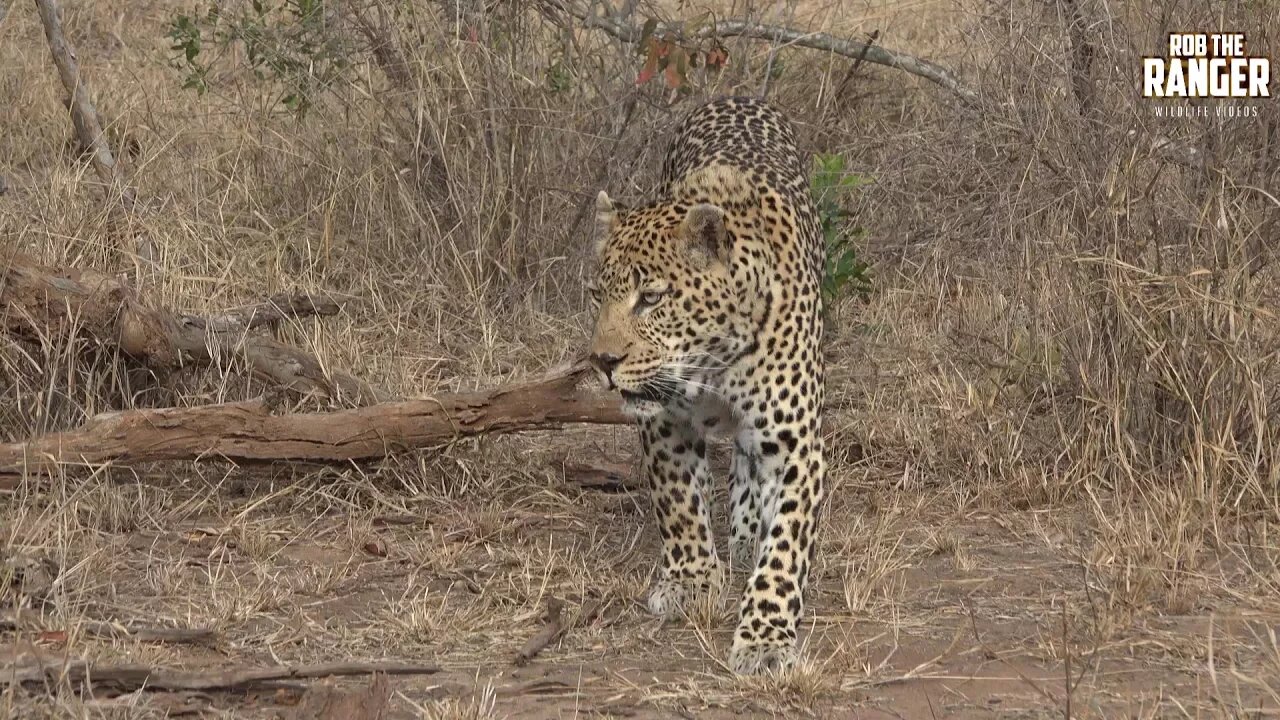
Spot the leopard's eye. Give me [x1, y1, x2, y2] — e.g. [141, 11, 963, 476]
[587, 284, 602, 305]
[636, 289, 669, 310]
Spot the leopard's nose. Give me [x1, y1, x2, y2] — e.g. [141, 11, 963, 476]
[590, 352, 626, 374]
[589, 352, 626, 383]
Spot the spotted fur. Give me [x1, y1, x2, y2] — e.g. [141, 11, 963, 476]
[586, 96, 826, 675]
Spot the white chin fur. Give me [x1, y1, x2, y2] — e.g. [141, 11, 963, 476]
[622, 397, 663, 419]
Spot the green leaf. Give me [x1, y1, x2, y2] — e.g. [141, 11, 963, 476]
[638, 18, 659, 55]
[812, 152, 873, 306]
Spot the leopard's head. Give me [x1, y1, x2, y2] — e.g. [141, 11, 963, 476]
[586, 191, 747, 417]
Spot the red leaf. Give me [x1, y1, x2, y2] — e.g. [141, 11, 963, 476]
[706, 46, 729, 70]
[637, 43, 661, 84]
[38, 630, 68, 644]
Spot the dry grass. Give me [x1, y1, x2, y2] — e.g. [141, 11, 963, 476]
[3, 0, 1279, 717]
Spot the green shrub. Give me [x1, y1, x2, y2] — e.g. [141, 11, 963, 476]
[810, 152, 872, 306]
[166, 0, 351, 117]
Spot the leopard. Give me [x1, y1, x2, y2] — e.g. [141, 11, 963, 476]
[585, 96, 827, 675]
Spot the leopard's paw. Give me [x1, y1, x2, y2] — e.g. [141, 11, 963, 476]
[728, 634, 798, 676]
[645, 566, 725, 618]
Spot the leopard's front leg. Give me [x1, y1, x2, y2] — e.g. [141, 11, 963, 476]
[728, 401, 826, 675]
[640, 408, 724, 618]
[728, 436, 762, 573]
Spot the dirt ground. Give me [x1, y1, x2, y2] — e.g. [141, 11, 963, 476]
[4, 427, 1277, 718]
[2, 0, 1278, 717]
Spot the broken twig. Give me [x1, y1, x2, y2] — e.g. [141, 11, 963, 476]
[288, 674, 392, 720]
[556, 456, 641, 494]
[513, 597, 567, 666]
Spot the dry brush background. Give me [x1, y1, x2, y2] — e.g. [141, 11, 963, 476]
[1, 0, 1279, 717]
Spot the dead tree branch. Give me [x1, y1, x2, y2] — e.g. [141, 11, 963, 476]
[182, 294, 343, 333]
[34, 0, 157, 266]
[0, 362, 629, 476]
[347, 1, 456, 217]
[1, 253, 385, 403]
[8, 656, 439, 692]
[1061, 0, 1097, 116]
[0, 610, 215, 646]
[511, 594, 607, 666]
[34, 0, 134, 207]
[549, 0, 980, 105]
[551, 1, 1203, 168]
[1, 253, 630, 477]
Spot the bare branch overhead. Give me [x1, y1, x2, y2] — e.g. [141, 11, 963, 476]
[545, 0, 980, 105]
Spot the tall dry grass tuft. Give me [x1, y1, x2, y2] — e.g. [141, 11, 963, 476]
[846, 0, 1277, 503]
[986, 1, 1277, 513]
[836, 2, 1279, 669]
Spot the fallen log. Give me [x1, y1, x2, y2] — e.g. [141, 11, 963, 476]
[188, 293, 343, 333]
[1, 252, 384, 403]
[0, 609, 216, 646]
[8, 655, 440, 692]
[0, 362, 630, 476]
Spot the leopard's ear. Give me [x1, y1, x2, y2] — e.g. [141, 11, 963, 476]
[679, 203, 729, 266]
[593, 191, 619, 256]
